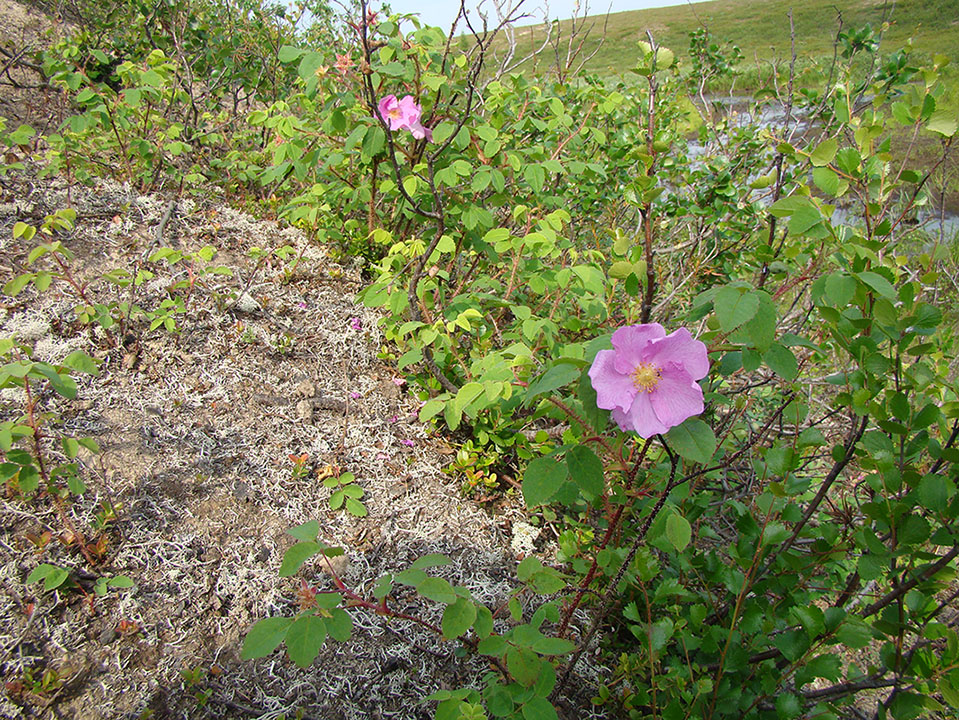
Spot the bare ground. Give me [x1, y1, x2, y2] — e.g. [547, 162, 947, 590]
[0, 165, 609, 719]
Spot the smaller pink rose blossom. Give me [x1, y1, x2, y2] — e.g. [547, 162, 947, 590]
[588, 323, 709, 439]
[334, 54, 353, 76]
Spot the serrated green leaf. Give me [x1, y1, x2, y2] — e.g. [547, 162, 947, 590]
[327, 608, 352, 642]
[565, 446, 604, 499]
[666, 418, 716, 465]
[522, 455, 569, 507]
[810, 137, 838, 167]
[665, 513, 691, 552]
[241, 616, 294, 660]
[279, 541, 322, 577]
[442, 596, 477, 639]
[286, 614, 326, 668]
[714, 286, 759, 332]
[417, 577, 457, 604]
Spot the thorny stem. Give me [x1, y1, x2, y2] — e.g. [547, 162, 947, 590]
[545, 395, 616, 457]
[553, 437, 682, 699]
[318, 553, 510, 677]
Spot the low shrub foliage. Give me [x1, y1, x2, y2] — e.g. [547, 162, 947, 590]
[3, 0, 959, 718]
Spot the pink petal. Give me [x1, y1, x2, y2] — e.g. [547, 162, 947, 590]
[649, 367, 704, 429]
[617, 393, 669, 438]
[644, 327, 710, 380]
[378, 95, 399, 128]
[408, 120, 431, 140]
[611, 323, 666, 375]
[589, 349, 636, 412]
[397, 95, 421, 126]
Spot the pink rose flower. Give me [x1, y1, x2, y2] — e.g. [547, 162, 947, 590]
[588, 323, 709, 438]
[377, 94, 432, 141]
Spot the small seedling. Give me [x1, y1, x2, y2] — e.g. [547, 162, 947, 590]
[93, 574, 134, 596]
[26, 563, 75, 592]
[288, 453, 310, 481]
[324, 472, 367, 517]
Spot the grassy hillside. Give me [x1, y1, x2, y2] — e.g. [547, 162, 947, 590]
[501, 0, 959, 78]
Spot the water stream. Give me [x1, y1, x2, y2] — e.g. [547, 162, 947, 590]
[688, 95, 959, 241]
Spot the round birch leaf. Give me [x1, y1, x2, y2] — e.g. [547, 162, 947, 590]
[666, 419, 716, 465]
[442, 597, 477, 639]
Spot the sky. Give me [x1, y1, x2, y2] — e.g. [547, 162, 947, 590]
[379, 0, 686, 33]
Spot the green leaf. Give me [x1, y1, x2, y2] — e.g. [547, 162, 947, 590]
[62, 436, 79, 459]
[532, 636, 575, 655]
[812, 167, 843, 196]
[345, 497, 367, 517]
[666, 418, 716, 465]
[522, 455, 569, 507]
[809, 137, 838, 167]
[442, 597, 477, 639]
[525, 362, 581, 403]
[506, 646, 540, 687]
[522, 697, 559, 720]
[411, 554, 452, 570]
[279, 541, 323, 577]
[665, 513, 691, 552]
[775, 693, 802, 719]
[327, 608, 352, 642]
[824, 272, 856, 307]
[285, 614, 326, 668]
[27, 563, 70, 591]
[714, 286, 759, 332]
[834, 616, 873, 648]
[455, 382, 485, 416]
[773, 629, 809, 662]
[788, 204, 823, 234]
[241, 617, 292, 659]
[287, 520, 319, 542]
[927, 109, 958, 137]
[857, 271, 896, 299]
[918, 474, 948, 510]
[278, 45, 305, 63]
[565, 446, 604, 499]
[4, 274, 34, 297]
[417, 577, 457, 604]
[765, 343, 798, 380]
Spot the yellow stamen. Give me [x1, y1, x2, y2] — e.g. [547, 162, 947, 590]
[630, 362, 661, 393]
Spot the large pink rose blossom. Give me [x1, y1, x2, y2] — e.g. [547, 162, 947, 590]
[588, 323, 709, 438]
[377, 94, 432, 141]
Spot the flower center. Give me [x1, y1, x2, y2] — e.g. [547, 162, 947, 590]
[388, 107, 402, 120]
[630, 362, 661, 393]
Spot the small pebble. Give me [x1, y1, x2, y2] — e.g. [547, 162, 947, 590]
[295, 399, 314, 423]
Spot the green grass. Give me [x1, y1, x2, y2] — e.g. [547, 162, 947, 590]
[499, 0, 959, 80]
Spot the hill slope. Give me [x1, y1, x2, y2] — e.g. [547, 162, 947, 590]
[504, 0, 959, 77]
